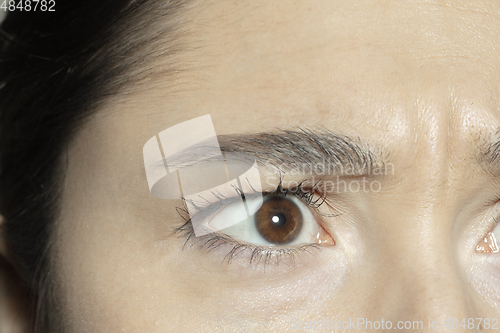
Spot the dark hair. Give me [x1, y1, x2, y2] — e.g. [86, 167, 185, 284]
[0, 1, 188, 331]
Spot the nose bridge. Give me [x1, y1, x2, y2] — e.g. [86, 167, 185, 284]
[389, 101, 474, 327]
[363, 96, 489, 329]
[380, 206, 478, 332]
[404, 255, 473, 328]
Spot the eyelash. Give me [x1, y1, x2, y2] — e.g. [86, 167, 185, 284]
[174, 177, 331, 268]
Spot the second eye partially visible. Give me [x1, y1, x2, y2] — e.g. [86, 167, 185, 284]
[476, 219, 500, 254]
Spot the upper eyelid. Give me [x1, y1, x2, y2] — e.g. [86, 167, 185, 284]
[182, 187, 252, 221]
[182, 179, 326, 226]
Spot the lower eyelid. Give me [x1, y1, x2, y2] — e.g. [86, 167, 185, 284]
[177, 224, 325, 269]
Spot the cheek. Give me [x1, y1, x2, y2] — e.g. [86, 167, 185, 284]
[467, 255, 500, 309]
[55, 214, 353, 332]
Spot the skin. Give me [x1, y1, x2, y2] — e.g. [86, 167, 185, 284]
[5, 0, 500, 331]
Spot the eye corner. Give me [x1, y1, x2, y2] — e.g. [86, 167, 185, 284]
[316, 225, 336, 247]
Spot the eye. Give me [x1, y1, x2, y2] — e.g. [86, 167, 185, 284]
[476, 221, 500, 253]
[207, 194, 334, 246]
[175, 179, 337, 268]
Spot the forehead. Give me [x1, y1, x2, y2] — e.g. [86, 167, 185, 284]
[87, 0, 500, 179]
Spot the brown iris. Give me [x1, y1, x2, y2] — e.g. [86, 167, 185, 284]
[254, 196, 303, 244]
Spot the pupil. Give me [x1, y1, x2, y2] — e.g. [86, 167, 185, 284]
[271, 213, 286, 226]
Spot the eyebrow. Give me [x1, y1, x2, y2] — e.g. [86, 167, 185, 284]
[215, 128, 387, 177]
[482, 135, 500, 172]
